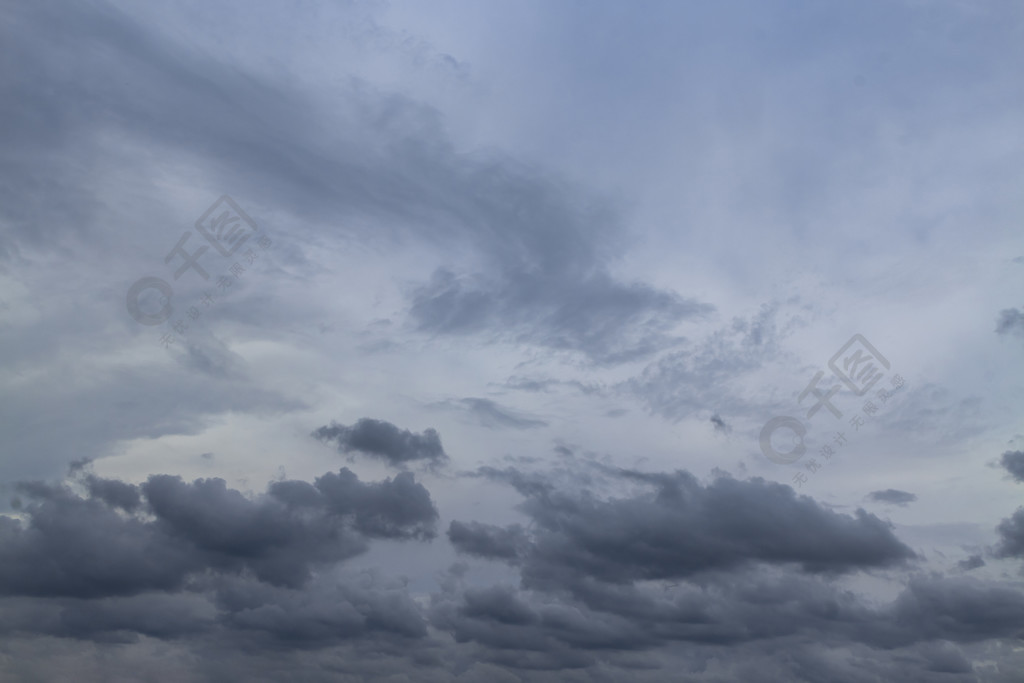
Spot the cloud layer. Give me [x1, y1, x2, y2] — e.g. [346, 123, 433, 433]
[2, 0, 1023, 680]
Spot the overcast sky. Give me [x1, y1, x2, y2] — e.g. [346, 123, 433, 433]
[2, 0, 1024, 680]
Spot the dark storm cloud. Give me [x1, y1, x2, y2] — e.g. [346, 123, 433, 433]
[447, 521, 530, 561]
[0, 593, 212, 643]
[433, 458, 1024, 675]
[142, 474, 364, 587]
[431, 563, 1024, 672]
[0, 577, 430, 652]
[465, 467, 916, 588]
[298, 468, 439, 540]
[210, 575, 428, 649]
[459, 586, 538, 627]
[83, 474, 142, 512]
[1, 0, 710, 365]
[57, 594, 211, 642]
[999, 450, 1024, 483]
[0, 467, 437, 599]
[994, 508, 1024, 560]
[887, 577, 1024, 644]
[867, 489, 918, 506]
[3, 461, 1024, 680]
[0, 464, 445, 669]
[312, 418, 447, 466]
[0, 481, 199, 598]
[992, 449, 1024, 559]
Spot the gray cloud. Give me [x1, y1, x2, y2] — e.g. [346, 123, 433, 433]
[0, 593, 212, 644]
[710, 413, 731, 434]
[3, 0, 1024, 679]
[463, 467, 917, 586]
[888, 577, 1024, 645]
[1000, 450, 1024, 483]
[0, 464, 444, 676]
[312, 418, 448, 467]
[210, 575, 428, 650]
[447, 521, 530, 561]
[627, 302, 800, 421]
[432, 568, 1024, 665]
[431, 461, 1024, 677]
[995, 508, 1024, 561]
[3, 459, 1024, 680]
[958, 554, 985, 571]
[867, 489, 918, 506]
[83, 474, 142, 512]
[436, 397, 548, 430]
[1, 480, 200, 599]
[995, 308, 1024, 338]
[1, 0, 711, 367]
[503, 376, 607, 397]
[1, 467, 437, 599]
[410, 269, 712, 365]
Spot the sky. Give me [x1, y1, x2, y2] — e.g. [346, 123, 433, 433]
[1, 0, 1023, 680]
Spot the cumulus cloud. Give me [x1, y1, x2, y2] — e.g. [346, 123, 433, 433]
[3, 459, 1024, 680]
[0, 463, 444, 677]
[432, 568, 1024, 666]
[459, 467, 917, 587]
[431, 462, 1024, 677]
[312, 418, 448, 467]
[995, 508, 1024, 560]
[999, 450, 1024, 483]
[210, 574, 429, 649]
[447, 521, 530, 561]
[0, 467, 437, 600]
